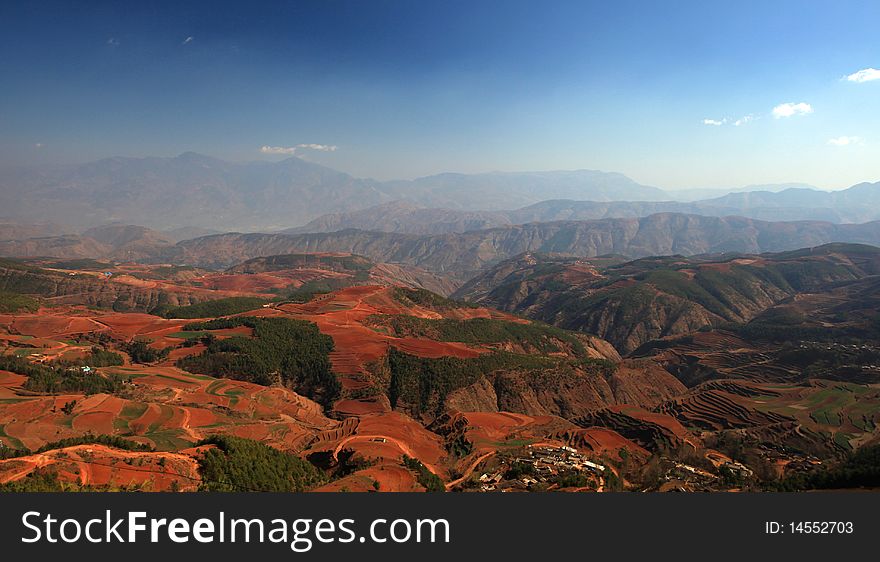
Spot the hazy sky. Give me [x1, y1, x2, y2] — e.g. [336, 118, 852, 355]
[1, 0, 879, 189]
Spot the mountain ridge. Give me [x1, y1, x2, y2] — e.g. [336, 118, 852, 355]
[289, 182, 880, 235]
[452, 243, 880, 353]
[0, 153, 666, 231]
[168, 213, 880, 277]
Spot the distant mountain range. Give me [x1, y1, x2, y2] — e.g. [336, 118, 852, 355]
[3, 213, 880, 284]
[662, 182, 820, 202]
[0, 153, 665, 231]
[3, 152, 874, 233]
[289, 182, 880, 235]
[168, 213, 880, 279]
[0, 152, 386, 232]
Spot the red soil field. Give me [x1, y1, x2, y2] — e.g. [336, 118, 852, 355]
[461, 411, 545, 445]
[0, 370, 26, 397]
[0, 445, 201, 491]
[71, 411, 116, 434]
[314, 464, 420, 493]
[1, 277, 711, 492]
[129, 403, 163, 434]
[198, 268, 352, 294]
[197, 272, 290, 293]
[10, 315, 105, 338]
[337, 412, 447, 476]
[93, 313, 188, 340]
[0, 394, 87, 450]
[264, 286, 493, 415]
[182, 406, 217, 429]
[167, 343, 207, 361]
[563, 427, 651, 461]
[392, 338, 482, 358]
[333, 398, 390, 416]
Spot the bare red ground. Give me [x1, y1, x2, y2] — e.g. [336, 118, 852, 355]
[167, 344, 207, 361]
[0, 394, 87, 449]
[333, 399, 390, 416]
[183, 407, 217, 428]
[392, 338, 482, 358]
[0, 445, 201, 491]
[198, 273, 290, 293]
[314, 465, 420, 492]
[93, 313, 189, 340]
[11, 315, 105, 338]
[198, 269, 352, 294]
[0, 370, 26, 392]
[318, 412, 447, 479]
[565, 427, 651, 461]
[462, 411, 543, 445]
[71, 411, 116, 434]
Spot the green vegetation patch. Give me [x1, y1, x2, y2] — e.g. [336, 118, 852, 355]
[0, 291, 40, 313]
[774, 444, 880, 491]
[121, 340, 171, 364]
[157, 296, 270, 319]
[176, 317, 338, 407]
[402, 455, 444, 492]
[0, 423, 26, 451]
[276, 274, 371, 303]
[0, 469, 65, 492]
[1, 433, 153, 460]
[58, 346, 125, 368]
[114, 402, 149, 432]
[387, 347, 553, 416]
[370, 315, 588, 357]
[145, 429, 192, 451]
[391, 287, 477, 310]
[196, 435, 325, 492]
[48, 259, 114, 271]
[0, 354, 124, 395]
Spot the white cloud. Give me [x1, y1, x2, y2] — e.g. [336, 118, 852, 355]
[260, 144, 338, 156]
[34, 143, 45, 149]
[827, 136, 863, 146]
[772, 102, 813, 119]
[106, 37, 120, 47]
[845, 68, 880, 83]
[703, 114, 755, 127]
[261, 146, 296, 155]
[182, 36, 194, 45]
[296, 143, 337, 152]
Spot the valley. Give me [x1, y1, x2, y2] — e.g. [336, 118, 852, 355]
[2, 239, 879, 492]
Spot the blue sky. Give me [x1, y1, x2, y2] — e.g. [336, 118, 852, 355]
[1, 0, 878, 189]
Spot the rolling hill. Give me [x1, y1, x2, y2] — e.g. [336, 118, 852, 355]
[453, 243, 880, 354]
[169, 214, 880, 277]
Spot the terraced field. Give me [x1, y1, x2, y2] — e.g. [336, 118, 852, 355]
[748, 381, 880, 449]
[3, 248, 880, 493]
